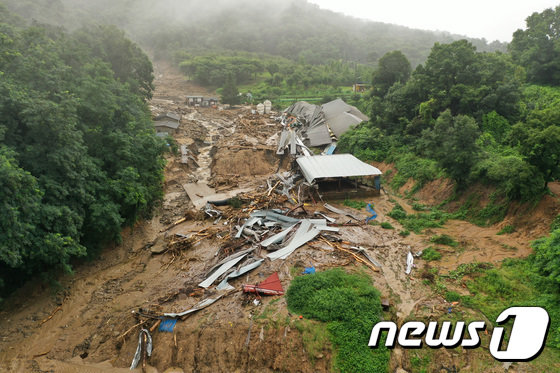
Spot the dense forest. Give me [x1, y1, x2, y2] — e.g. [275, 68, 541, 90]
[0, 5, 166, 296]
[340, 6, 560, 205]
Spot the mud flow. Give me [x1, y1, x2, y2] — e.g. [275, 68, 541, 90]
[1, 61, 558, 373]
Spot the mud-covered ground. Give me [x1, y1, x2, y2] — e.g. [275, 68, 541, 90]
[0, 61, 558, 373]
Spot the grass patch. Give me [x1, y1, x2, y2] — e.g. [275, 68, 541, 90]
[388, 152, 443, 191]
[444, 291, 462, 302]
[380, 222, 394, 229]
[440, 258, 560, 350]
[412, 202, 428, 211]
[293, 319, 331, 363]
[399, 230, 410, 237]
[286, 268, 389, 372]
[430, 234, 458, 247]
[550, 214, 560, 232]
[422, 247, 442, 261]
[410, 351, 432, 373]
[387, 203, 456, 233]
[343, 199, 367, 210]
[497, 224, 515, 235]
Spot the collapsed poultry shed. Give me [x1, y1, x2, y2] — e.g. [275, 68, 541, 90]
[284, 98, 369, 147]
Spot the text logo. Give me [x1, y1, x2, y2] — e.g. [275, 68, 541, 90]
[368, 306, 550, 362]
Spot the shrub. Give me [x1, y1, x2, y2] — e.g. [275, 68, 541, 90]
[551, 214, 560, 232]
[286, 269, 389, 372]
[445, 291, 462, 302]
[430, 234, 458, 247]
[380, 222, 394, 229]
[343, 199, 367, 210]
[412, 202, 427, 211]
[388, 204, 407, 220]
[422, 247, 442, 261]
[471, 154, 544, 201]
[497, 225, 515, 235]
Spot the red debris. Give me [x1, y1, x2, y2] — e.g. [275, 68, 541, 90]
[243, 272, 284, 296]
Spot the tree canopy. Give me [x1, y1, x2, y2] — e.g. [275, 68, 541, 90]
[0, 18, 165, 295]
[372, 50, 411, 98]
[509, 6, 560, 85]
[341, 37, 560, 201]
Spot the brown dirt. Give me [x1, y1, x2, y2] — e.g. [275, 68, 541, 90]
[414, 178, 455, 205]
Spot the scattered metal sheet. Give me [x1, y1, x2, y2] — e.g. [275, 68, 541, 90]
[130, 329, 152, 369]
[350, 246, 382, 268]
[290, 130, 297, 155]
[199, 254, 248, 288]
[319, 225, 340, 232]
[405, 252, 414, 275]
[205, 247, 256, 276]
[184, 183, 252, 210]
[163, 294, 224, 318]
[251, 210, 300, 226]
[242, 227, 260, 241]
[204, 203, 221, 218]
[296, 137, 312, 156]
[216, 259, 264, 291]
[324, 203, 361, 221]
[260, 224, 298, 247]
[276, 130, 289, 155]
[314, 211, 336, 223]
[267, 220, 331, 260]
[235, 216, 262, 238]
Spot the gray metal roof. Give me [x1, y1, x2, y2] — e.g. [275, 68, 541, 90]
[166, 112, 181, 121]
[296, 154, 382, 183]
[154, 120, 180, 129]
[320, 99, 368, 138]
[284, 99, 368, 147]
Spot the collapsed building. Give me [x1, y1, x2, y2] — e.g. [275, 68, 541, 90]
[154, 112, 181, 136]
[274, 99, 381, 199]
[283, 98, 369, 147]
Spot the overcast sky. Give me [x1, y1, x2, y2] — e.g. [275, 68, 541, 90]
[308, 0, 559, 42]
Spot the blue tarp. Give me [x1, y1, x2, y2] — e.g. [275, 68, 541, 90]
[303, 267, 316, 274]
[159, 318, 177, 332]
[366, 203, 377, 223]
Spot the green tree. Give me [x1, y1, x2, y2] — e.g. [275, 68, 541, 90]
[533, 229, 560, 288]
[221, 73, 240, 105]
[509, 6, 560, 85]
[266, 62, 279, 76]
[419, 110, 480, 183]
[482, 111, 511, 143]
[0, 17, 165, 295]
[372, 50, 411, 97]
[513, 124, 560, 189]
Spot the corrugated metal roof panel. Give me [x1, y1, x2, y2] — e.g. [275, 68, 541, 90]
[155, 120, 180, 129]
[296, 154, 382, 183]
